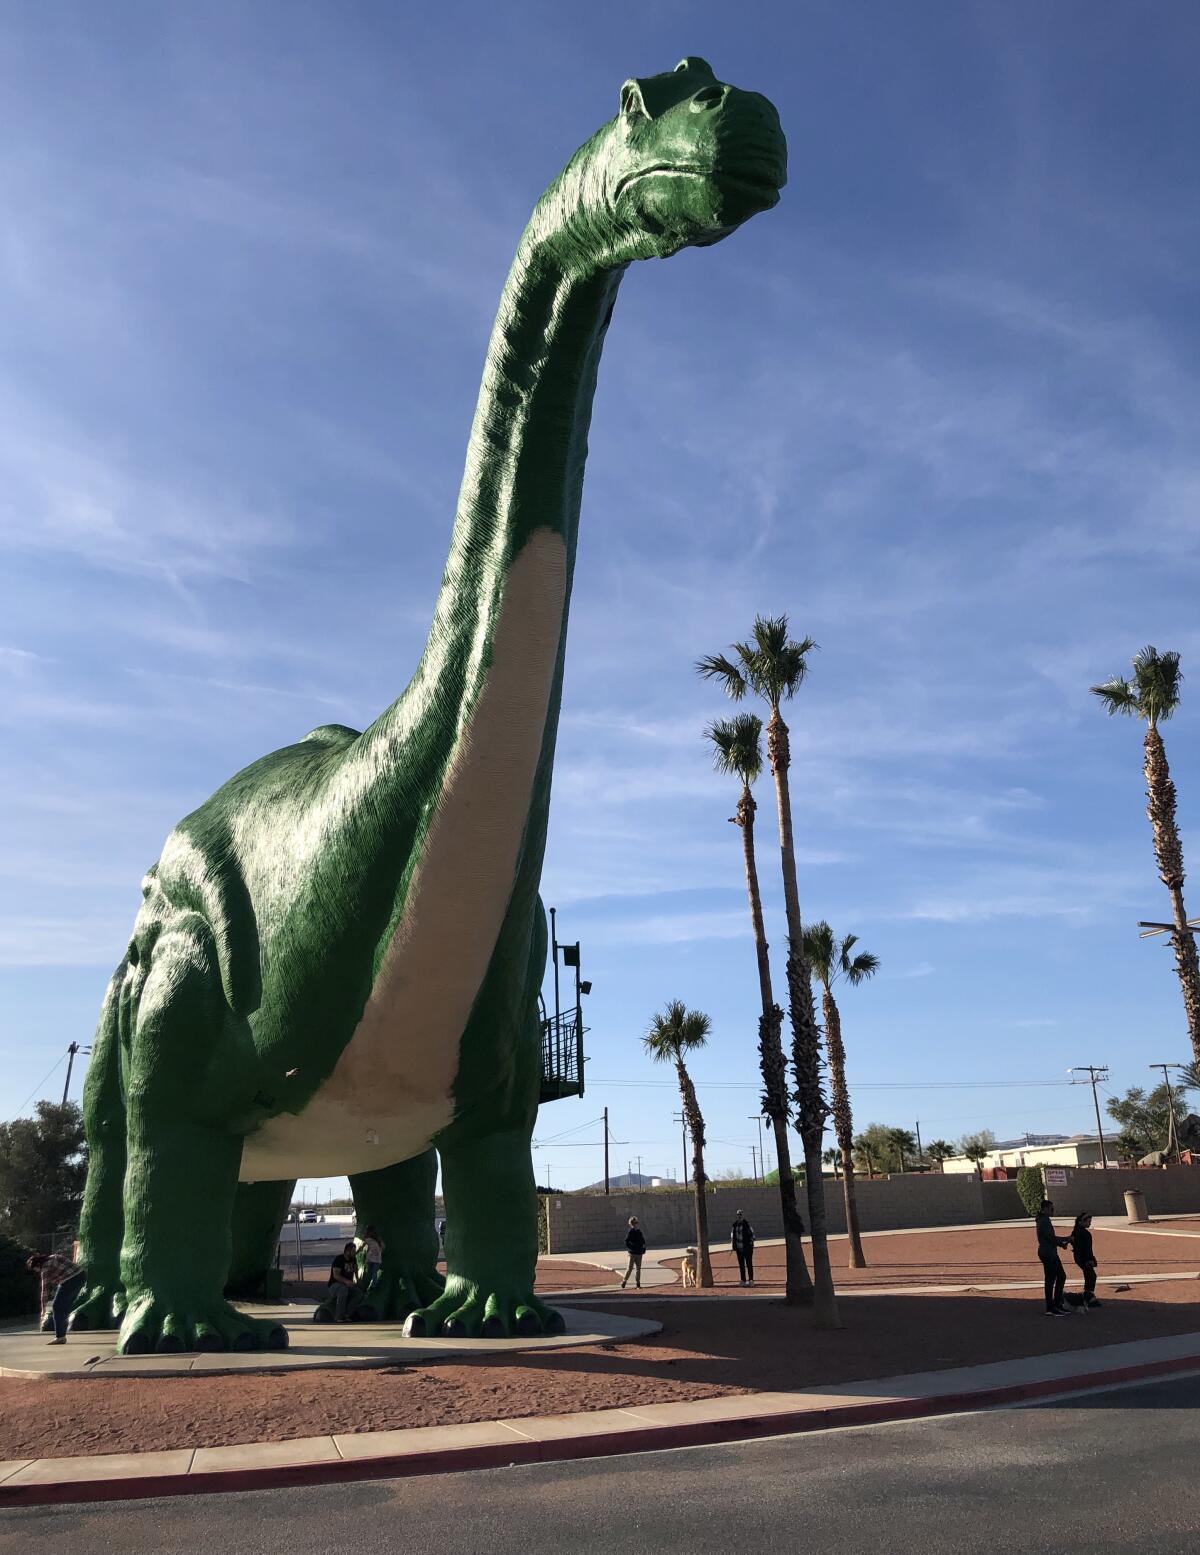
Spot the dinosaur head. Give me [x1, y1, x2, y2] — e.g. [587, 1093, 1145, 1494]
[535, 58, 786, 270]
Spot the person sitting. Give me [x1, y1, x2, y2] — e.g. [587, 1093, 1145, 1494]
[1070, 1212, 1101, 1308]
[328, 1241, 359, 1322]
[731, 1210, 756, 1285]
[27, 1250, 85, 1345]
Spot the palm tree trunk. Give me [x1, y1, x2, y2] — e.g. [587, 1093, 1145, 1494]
[1145, 725, 1200, 1060]
[767, 708, 840, 1330]
[676, 1061, 713, 1288]
[821, 987, 866, 1269]
[736, 785, 814, 1305]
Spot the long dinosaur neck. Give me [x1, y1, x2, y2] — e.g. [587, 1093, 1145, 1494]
[357, 184, 625, 804]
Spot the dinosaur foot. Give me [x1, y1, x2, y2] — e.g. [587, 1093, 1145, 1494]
[403, 1287, 565, 1340]
[69, 1281, 126, 1332]
[355, 1264, 445, 1323]
[117, 1294, 289, 1356]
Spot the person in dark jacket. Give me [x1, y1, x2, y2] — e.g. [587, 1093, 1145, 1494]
[1035, 1199, 1071, 1315]
[622, 1216, 646, 1288]
[731, 1211, 756, 1285]
[1070, 1212, 1101, 1307]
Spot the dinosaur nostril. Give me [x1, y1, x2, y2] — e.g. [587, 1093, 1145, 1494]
[691, 84, 725, 110]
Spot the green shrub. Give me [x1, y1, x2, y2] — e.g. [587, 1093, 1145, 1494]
[1016, 1165, 1044, 1218]
[0, 1232, 37, 1319]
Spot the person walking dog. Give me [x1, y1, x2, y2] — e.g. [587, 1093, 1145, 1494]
[1071, 1212, 1101, 1308]
[1036, 1198, 1071, 1316]
[731, 1210, 756, 1285]
[622, 1216, 646, 1289]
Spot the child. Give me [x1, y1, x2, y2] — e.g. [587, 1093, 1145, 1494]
[361, 1225, 384, 1286]
[1070, 1212, 1100, 1308]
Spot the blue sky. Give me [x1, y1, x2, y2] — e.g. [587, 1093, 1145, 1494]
[3, 3, 1200, 1195]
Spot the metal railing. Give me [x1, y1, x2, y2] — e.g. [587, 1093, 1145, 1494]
[540, 1009, 585, 1103]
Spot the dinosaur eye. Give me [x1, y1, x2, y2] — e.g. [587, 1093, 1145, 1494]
[675, 60, 688, 72]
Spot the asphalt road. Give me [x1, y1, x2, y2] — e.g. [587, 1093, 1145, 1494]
[5, 1373, 1200, 1555]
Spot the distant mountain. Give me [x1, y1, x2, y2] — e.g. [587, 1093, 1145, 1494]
[577, 1171, 666, 1192]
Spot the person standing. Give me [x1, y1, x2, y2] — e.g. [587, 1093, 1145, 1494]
[622, 1216, 646, 1289]
[1035, 1198, 1070, 1316]
[1070, 1212, 1101, 1308]
[731, 1210, 756, 1285]
[27, 1250, 85, 1344]
[360, 1225, 384, 1286]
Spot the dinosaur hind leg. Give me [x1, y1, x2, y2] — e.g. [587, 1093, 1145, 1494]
[226, 1179, 295, 1299]
[349, 1149, 444, 1321]
[71, 963, 131, 1331]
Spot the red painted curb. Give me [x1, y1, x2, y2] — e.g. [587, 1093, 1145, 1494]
[4, 1350, 1200, 1507]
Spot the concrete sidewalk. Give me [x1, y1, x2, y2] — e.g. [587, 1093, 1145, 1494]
[4, 1329, 1200, 1506]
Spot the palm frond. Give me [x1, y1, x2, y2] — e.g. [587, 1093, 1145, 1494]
[842, 936, 880, 985]
[644, 998, 711, 1062]
[1133, 645, 1182, 725]
[1090, 676, 1138, 716]
[696, 652, 748, 701]
[704, 714, 763, 784]
[802, 920, 836, 987]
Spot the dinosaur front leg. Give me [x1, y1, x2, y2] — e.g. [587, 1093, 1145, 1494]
[349, 1149, 445, 1320]
[404, 1128, 563, 1339]
[115, 928, 287, 1356]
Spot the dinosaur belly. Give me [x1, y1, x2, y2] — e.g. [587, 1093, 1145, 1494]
[239, 529, 567, 1183]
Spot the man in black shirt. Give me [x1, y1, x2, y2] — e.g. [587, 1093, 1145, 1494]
[328, 1241, 358, 1322]
[1035, 1199, 1070, 1315]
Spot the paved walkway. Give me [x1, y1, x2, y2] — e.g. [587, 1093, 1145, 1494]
[4, 1328, 1199, 1505]
[0, 1304, 660, 1380]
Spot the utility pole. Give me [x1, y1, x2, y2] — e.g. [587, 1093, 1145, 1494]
[673, 1111, 688, 1188]
[603, 1106, 610, 1194]
[1151, 1063, 1187, 1160]
[750, 1143, 759, 1182]
[1069, 1066, 1110, 1169]
[62, 1042, 80, 1107]
[915, 1118, 924, 1171]
[636, 1154, 642, 1184]
[748, 1114, 765, 1181]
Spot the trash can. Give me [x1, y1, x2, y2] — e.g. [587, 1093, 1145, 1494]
[1124, 1189, 1149, 1223]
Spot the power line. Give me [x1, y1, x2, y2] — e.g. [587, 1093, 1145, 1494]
[14, 1052, 70, 1118]
[588, 1077, 1074, 1093]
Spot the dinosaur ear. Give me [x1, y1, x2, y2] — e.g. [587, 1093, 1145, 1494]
[619, 78, 650, 122]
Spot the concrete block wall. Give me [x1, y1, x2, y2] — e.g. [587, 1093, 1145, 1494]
[1041, 1166, 1200, 1219]
[544, 1172, 1025, 1254]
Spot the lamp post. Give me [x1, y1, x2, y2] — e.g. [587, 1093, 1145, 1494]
[748, 1114, 765, 1182]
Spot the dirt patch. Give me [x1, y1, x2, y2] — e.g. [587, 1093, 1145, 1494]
[659, 1224, 1200, 1290]
[2, 1277, 1198, 1461]
[283, 1258, 618, 1305]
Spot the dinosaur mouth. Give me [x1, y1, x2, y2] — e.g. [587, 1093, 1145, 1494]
[615, 164, 784, 207]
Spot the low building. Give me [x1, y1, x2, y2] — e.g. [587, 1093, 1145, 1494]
[942, 1135, 1106, 1174]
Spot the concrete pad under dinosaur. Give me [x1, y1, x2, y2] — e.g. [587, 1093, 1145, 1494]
[0, 1304, 660, 1380]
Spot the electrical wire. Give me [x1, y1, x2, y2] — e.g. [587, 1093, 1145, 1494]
[14, 1052, 69, 1118]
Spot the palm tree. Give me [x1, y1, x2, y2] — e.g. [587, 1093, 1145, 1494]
[1092, 648, 1200, 1061]
[643, 1000, 714, 1288]
[888, 1127, 917, 1173]
[704, 712, 814, 1305]
[926, 1140, 954, 1174]
[698, 616, 839, 1329]
[822, 1146, 841, 1180]
[803, 921, 878, 1269]
[852, 1132, 877, 1178]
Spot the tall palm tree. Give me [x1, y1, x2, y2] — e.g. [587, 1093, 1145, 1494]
[889, 1127, 917, 1173]
[705, 712, 814, 1305]
[802, 921, 878, 1269]
[699, 616, 840, 1328]
[1092, 647, 1200, 1060]
[926, 1140, 954, 1174]
[644, 1000, 714, 1288]
[822, 1147, 841, 1180]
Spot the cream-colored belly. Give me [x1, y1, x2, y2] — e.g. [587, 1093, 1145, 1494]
[239, 530, 566, 1183]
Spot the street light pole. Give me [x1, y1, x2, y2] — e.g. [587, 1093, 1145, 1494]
[1069, 1065, 1110, 1169]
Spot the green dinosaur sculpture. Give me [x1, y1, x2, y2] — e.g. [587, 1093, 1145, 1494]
[72, 57, 786, 1355]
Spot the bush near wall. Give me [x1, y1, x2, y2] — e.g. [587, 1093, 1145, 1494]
[0, 1233, 37, 1319]
[1016, 1166, 1045, 1217]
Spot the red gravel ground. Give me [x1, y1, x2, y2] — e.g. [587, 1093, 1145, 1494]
[659, 1224, 1200, 1290]
[284, 1258, 619, 1305]
[1, 1228, 1198, 1461]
